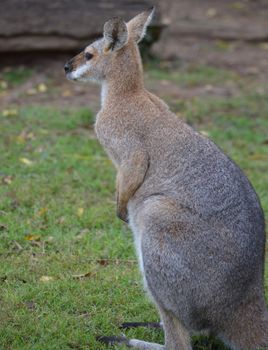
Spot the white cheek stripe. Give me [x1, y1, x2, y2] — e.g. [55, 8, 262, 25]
[72, 64, 89, 79]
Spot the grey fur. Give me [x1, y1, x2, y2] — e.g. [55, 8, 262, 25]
[66, 8, 268, 350]
[103, 17, 128, 51]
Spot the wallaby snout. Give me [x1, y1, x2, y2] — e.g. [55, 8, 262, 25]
[64, 51, 89, 81]
[64, 60, 73, 74]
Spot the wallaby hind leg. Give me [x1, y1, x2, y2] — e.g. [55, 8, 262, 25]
[127, 308, 191, 350]
[97, 335, 165, 349]
[220, 300, 268, 350]
[97, 308, 191, 350]
[159, 307, 192, 350]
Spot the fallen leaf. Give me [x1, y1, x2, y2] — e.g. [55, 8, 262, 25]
[35, 146, 45, 153]
[256, 87, 265, 95]
[58, 216, 65, 224]
[204, 84, 214, 92]
[94, 258, 137, 266]
[2, 108, 18, 117]
[16, 135, 26, 144]
[249, 154, 268, 160]
[26, 132, 34, 139]
[0, 91, 7, 97]
[67, 342, 83, 349]
[0, 275, 7, 282]
[160, 80, 170, 86]
[0, 80, 8, 89]
[26, 88, 37, 95]
[200, 130, 210, 137]
[2, 175, 13, 185]
[72, 271, 96, 279]
[12, 240, 23, 251]
[77, 207, 84, 217]
[37, 83, 47, 93]
[20, 157, 34, 166]
[259, 43, 268, 51]
[97, 259, 110, 266]
[30, 240, 42, 247]
[206, 8, 217, 17]
[37, 207, 48, 216]
[16, 130, 35, 144]
[62, 89, 72, 97]
[215, 40, 231, 50]
[75, 228, 90, 240]
[231, 2, 246, 10]
[24, 234, 41, 241]
[39, 276, 54, 282]
[76, 311, 91, 318]
[89, 259, 138, 265]
[25, 301, 36, 311]
[245, 66, 259, 75]
[39, 128, 49, 134]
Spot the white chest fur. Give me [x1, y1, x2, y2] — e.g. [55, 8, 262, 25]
[101, 82, 108, 108]
[129, 215, 147, 289]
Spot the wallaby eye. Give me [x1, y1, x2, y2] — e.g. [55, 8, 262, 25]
[85, 52, 93, 61]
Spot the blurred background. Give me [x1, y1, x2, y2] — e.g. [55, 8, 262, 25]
[0, 1, 267, 349]
[1, 0, 268, 111]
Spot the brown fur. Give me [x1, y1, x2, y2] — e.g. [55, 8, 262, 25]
[69, 51, 84, 70]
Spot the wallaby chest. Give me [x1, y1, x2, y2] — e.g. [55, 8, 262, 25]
[95, 109, 140, 167]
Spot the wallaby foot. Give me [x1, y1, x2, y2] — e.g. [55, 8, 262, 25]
[128, 339, 165, 349]
[220, 301, 268, 350]
[97, 309, 191, 350]
[97, 335, 165, 349]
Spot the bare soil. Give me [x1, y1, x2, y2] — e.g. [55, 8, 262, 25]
[1, 0, 268, 111]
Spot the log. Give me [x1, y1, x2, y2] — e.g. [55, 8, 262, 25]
[0, 0, 164, 52]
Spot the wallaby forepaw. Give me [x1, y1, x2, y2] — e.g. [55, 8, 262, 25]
[116, 208, 129, 223]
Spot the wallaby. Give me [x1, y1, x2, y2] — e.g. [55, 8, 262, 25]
[65, 8, 268, 350]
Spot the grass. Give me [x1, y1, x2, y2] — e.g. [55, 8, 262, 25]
[0, 64, 267, 349]
[147, 62, 239, 87]
[1, 67, 33, 86]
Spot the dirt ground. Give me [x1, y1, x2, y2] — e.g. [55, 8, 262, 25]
[1, 0, 268, 111]
[155, 0, 268, 70]
[0, 41, 266, 115]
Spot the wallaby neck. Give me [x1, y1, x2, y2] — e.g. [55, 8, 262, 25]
[101, 43, 144, 108]
[101, 75, 144, 108]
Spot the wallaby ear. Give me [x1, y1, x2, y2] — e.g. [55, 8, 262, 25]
[103, 17, 128, 52]
[127, 7, 155, 43]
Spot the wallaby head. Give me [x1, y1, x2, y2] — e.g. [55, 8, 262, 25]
[64, 8, 154, 88]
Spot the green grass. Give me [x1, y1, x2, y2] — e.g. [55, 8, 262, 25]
[0, 65, 267, 349]
[1, 67, 33, 86]
[147, 63, 239, 87]
[0, 67, 33, 93]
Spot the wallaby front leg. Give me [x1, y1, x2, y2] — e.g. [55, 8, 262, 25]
[116, 150, 149, 222]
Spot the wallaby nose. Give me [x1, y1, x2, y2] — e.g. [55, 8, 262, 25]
[64, 61, 72, 74]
